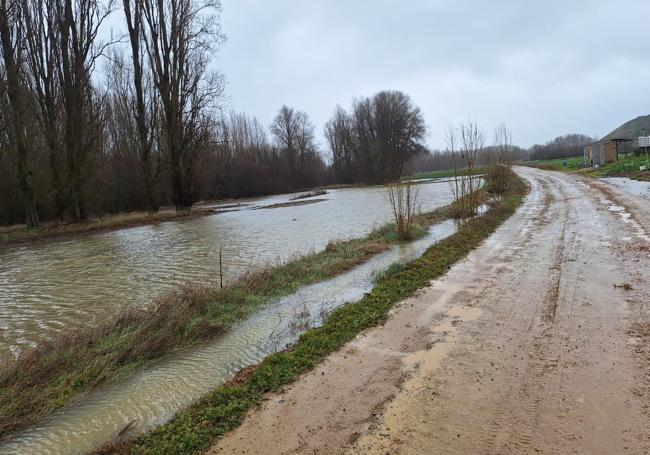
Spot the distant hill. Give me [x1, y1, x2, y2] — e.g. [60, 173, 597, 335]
[601, 114, 650, 141]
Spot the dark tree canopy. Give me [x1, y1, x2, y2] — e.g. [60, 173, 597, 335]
[326, 90, 426, 184]
[1, 2, 430, 229]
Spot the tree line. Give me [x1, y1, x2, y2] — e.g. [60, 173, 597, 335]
[527, 133, 595, 160]
[0, 0, 320, 226]
[0, 0, 229, 226]
[408, 132, 597, 174]
[2, 0, 594, 228]
[0, 0, 438, 226]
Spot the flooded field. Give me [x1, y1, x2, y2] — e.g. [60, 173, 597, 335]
[0, 181, 454, 360]
[0, 220, 457, 454]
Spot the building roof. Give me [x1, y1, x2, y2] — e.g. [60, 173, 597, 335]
[589, 138, 633, 146]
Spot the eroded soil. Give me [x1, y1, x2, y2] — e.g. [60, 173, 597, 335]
[209, 167, 650, 455]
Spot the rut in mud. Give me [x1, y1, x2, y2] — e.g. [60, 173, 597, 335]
[209, 167, 650, 455]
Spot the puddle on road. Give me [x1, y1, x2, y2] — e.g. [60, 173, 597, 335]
[0, 221, 458, 455]
[355, 302, 482, 455]
[601, 177, 650, 199]
[603, 200, 650, 242]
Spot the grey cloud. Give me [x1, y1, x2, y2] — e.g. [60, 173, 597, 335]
[217, 0, 650, 149]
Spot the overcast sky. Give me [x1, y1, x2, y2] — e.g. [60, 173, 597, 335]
[106, 0, 650, 151]
[211, 0, 650, 151]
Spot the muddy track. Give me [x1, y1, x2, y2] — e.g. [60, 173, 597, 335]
[209, 167, 650, 455]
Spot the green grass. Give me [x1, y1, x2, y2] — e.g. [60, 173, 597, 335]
[522, 154, 650, 181]
[586, 154, 650, 180]
[94, 171, 527, 455]
[0, 208, 218, 245]
[520, 156, 586, 171]
[0, 208, 450, 440]
[371, 261, 408, 284]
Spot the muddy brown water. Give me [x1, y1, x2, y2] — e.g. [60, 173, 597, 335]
[0, 182, 455, 360]
[0, 221, 458, 455]
[0, 180, 463, 454]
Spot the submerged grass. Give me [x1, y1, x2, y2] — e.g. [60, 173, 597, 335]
[0, 208, 219, 245]
[95, 171, 527, 455]
[290, 189, 328, 200]
[0, 207, 448, 440]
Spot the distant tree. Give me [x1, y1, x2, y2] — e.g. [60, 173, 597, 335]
[325, 105, 357, 183]
[529, 133, 595, 160]
[270, 105, 317, 188]
[325, 90, 426, 184]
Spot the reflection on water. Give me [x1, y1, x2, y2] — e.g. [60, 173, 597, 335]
[0, 182, 453, 359]
[0, 221, 457, 455]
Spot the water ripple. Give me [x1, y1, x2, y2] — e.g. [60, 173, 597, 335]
[0, 183, 453, 360]
[0, 220, 457, 455]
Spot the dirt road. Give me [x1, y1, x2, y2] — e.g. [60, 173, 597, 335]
[209, 167, 650, 455]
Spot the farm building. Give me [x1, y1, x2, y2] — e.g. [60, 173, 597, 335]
[583, 138, 632, 166]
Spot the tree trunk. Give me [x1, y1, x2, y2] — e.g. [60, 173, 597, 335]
[142, 156, 158, 213]
[124, 0, 159, 214]
[17, 154, 40, 226]
[0, 0, 40, 226]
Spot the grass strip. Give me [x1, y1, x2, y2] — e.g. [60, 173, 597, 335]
[0, 207, 450, 440]
[520, 156, 586, 171]
[0, 208, 220, 245]
[409, 167, 486, 181]
[97, 171, 527, 455]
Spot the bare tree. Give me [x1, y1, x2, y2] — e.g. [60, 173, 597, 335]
[21, 0, 67, 218]
[140, 0, 225, 210]
[58, 0, 115, 220]
[122, 0, 158, 212]
[19, 0, 114, 221]
[529, 133, 595, 160]
[0, 0, 40, 225]
[325, 91, 426, 184]
[486, 122, 514, 194]
[270, 105, 316, 188]
[324, 105, 356, 183]
[387, 178, 419, 241]
[270, 105, 299, 181]
[448, 120, 484, 219]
